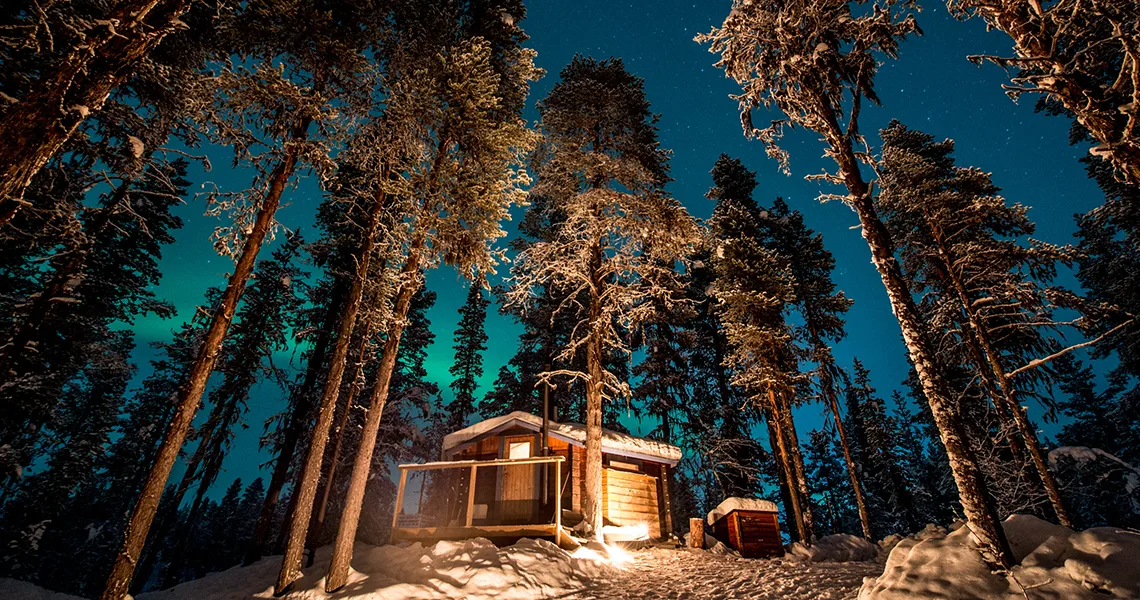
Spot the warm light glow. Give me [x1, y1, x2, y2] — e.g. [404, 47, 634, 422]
[601, 522, 650, 542]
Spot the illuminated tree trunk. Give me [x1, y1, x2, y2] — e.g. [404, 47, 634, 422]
[581, 235, 606, 543]
[818, 359, 872, 539]
[316, 321, 377, 526]
[100, 122, 309, 600]
[778, 391, 814, 542]
[0, 0, 193, 226]
[244, 278, 344, 566]
[322, 243, 423, 593]
[274, 185, 391, 593]
[765, 388, 807, 543]
[927, 221, 1073, 527]
[764, 414, 798, 540]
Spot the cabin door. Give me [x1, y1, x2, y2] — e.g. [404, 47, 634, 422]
[500, 435, 536, 522]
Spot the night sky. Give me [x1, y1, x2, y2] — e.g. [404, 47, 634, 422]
[134, 1, 1105, 499]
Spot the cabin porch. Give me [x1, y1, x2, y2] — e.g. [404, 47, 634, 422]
[389, 455, 567, 544]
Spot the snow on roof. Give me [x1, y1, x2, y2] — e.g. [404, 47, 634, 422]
[707, 497, 779, 525]
[442, 411, 682, 465]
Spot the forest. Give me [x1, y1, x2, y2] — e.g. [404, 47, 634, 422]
[0, 0, 1138, 599]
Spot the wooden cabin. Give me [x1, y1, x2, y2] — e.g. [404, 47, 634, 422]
[389, 411, 681, 544]
[707, 497, 784, 558]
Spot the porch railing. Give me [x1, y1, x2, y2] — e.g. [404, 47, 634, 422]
[390, 455, 565, 542]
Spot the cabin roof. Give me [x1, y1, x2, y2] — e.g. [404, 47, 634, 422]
[442, 411, 682, 466]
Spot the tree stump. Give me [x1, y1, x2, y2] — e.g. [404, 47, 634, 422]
[688, 518, 704, 549]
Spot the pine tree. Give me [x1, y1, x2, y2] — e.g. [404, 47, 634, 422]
[506, 56, 700, 541]
[677, 223, 764, 506]
[703, 155, 814, 543]
[1055, 355, 1140, 466]
[100, 1, 392, 595]
[949, 0, 1139, 184]
[497, 190, 633, 430]
[1074, 157, 1140, 380]
[759, 195, 871, 539]
[0, 158, 187, 477]
[877, 120, 1090, 526]
[844, 360, 920, 537]
[0, 333, 133, 582]
[311, 2, 540, 590]
[699, 0, 1014, 566]
[805, 429, 859, 536]
[449, 283, 490, 430]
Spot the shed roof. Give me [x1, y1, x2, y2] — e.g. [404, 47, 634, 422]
[442, 411, 682, 466]
[707, 497, 780, 525]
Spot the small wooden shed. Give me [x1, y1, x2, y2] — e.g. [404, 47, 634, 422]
[707, 497, 784, 558]
[389, 411, 681, 544]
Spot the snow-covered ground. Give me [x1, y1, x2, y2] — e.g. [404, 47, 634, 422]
[861, 514, 1140, 599]
[578, 546, 881, 600]
[0, 538, 881, 600]
[137, 538, 614, 600]
[8, 515, 1136, 600]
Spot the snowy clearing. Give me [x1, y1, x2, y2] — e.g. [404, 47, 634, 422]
[575, 547, 882, 600]
[0, 538, 881, 600]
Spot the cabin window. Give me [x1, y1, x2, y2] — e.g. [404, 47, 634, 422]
[609, 460, 639, 472]
[508, 440, 531, 459]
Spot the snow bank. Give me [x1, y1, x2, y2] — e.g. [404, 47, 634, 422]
[788, 534, 879, 563]
[706, 497, 779, 525]
[859, 514, 1140, 599]
[130, 538, 613, 600]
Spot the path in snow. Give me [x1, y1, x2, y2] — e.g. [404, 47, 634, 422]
[572, 547, 883, 600]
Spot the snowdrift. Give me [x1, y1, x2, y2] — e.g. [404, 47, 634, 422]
[0, 538, 615, 600]
[859, 514, 1140, 599]
[788, 534, 879, 563]
[0, 579, 83, 600]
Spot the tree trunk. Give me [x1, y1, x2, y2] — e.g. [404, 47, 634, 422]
[766, 388, 808, 544]
[764, 413, 799, 541]
[847, 194, 1013, 566]
[688, 518, 704, 548]
[243, 278, 344, 566]
[128, 420, 214, 594]
[580, 235, 606, 544]
[777, 390, 814, 542]
[99, 122, 308, 600]
[928, 222, 1073, 527]
[0, 0, 193, 226]
[322, 244, 423, 593]
[818, 355, 873, 539]
[809, 89, 1014, 567]
[274, 185, 392, 594]
[316, 321, 377, 525]
[159, 473, 213, 589]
